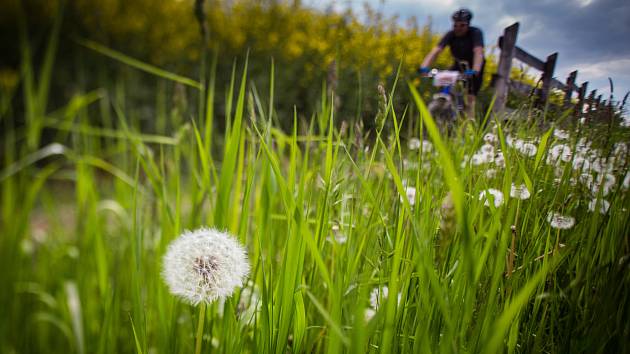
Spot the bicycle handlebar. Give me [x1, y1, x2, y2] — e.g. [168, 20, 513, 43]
[422, 69, 466, 79]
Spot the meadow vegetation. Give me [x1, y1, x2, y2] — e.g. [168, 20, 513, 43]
[1, 1, 629, 353]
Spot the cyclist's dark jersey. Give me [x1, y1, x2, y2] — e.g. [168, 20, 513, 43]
[438, 26, 485, 95]
[438, 26, 484, 67]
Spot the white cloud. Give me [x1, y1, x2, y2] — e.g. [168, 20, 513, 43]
[389, 0, 455, 11]
[497, 15, 520, 30]
[578, 58, 630, 78]
[575, 0, 595, 8]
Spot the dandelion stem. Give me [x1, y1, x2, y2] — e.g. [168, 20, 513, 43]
[508, 228, 517, 277]
[507, 201, 520, 277]
[195, 302, 206, 354]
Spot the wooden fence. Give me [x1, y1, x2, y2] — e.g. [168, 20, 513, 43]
[491, 22, 600, 116]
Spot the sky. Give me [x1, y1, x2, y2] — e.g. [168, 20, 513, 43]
[307, 0, 630, 104]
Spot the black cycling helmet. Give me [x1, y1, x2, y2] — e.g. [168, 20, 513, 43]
[452, 8, 473, 23]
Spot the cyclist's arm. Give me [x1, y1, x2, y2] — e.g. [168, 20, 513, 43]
[423, 31, 451, 68]
[421, 46, 444, 67]
[471, 28, 484, 72]
[472, 46, 483, 72]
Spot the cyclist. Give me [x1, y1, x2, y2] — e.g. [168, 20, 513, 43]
[419, 8, 485, 118]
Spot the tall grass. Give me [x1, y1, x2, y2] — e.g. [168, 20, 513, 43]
[1, 35, 630, 354]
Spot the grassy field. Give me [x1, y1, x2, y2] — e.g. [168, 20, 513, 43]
[1, 37, 630, 354]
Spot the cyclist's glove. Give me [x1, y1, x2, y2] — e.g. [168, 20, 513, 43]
[464, 69, 479, 77]
[417, 67, 430, 75]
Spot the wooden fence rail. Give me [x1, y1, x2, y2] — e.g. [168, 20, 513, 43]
[492, 22, 592, 117]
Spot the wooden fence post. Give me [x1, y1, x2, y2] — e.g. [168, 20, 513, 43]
[538, 52, 558, 106]
[587, 90, 597, 113]
[575, 81, 588, 118]
[595, 94, 602, 110]
[493, 22, 519, 114]
[563, 70, 577, 108]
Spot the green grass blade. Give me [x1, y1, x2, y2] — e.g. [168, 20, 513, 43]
[76, 39, 202, 90]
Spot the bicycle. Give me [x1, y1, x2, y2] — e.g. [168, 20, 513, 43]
[421, 68, 470, 136]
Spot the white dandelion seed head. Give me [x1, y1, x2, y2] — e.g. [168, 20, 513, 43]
[402, 159, 418, 170]
[479, 188, 504, 207]
[593, 173, 616, 196]
[510, 183, 530, 200]
[613, 143, 628, 159]
[408, 138, 421, 150]
[471, 150, 495, 165]
[623, 172, 630, 190]
[494, 152, 505, 168]
[547, 144, 572, 164]
[461, 155, 469, 168]
[470, 153, 486, 166]
[572, 157, 591, 172]
[216, 280, 261, 322]
[480, 144, 495, 156]
[608, 156, 619, 169]
[511, 138, 524, 150]
[506, 135, 516, 148]
[586, 149, 601, 162]
[517, 142, 538, 157]
[553, 129, 569, 140]
[368, 286, 401, 311]
[554, 166, 565, 179]
[588, 199, 610, 214]
[422, 140, 433, 153]
[484, 133, 498, 145]
[44, 143, 67, 155]
[547, 213, 575, 230]
[482, 152, 495, 164]
[369, 286, 389, 309]
[590, 158, 607, 174]
[364, 308, 376, 322]
[402, 186, 417, 206]
[575, 147, 589, 160]
[577, 137, 591, 150]
[327, 223, 348, 244]
[486, 168, 498, 179]
[238, 281, 261, 323]
[162, 227, 250, 305]
[580, 173, 594, 188]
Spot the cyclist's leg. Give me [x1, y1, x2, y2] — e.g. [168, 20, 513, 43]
[446, 63, 465, 119]
[466, 65, 484, 118]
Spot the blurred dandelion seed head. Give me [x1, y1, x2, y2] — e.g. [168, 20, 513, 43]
[553, 129, 569, 140]
[479, 189, 504, 207]
[588, 199, 610, 214]
[596, 173, 616, 196]
[403, 186, 417, 206]
[480, 144, 495, 156]
[517, 142, 538, 157]
[494, 152, 506, 168]
[548, 144, 573, 164]
[510, 183, 531, 200]
[547, 213, 575, 230]
[408, 138, 421, 150]
[483, 133, 498, 145]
